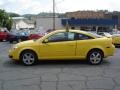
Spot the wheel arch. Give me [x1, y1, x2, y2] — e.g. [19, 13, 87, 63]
[19, 49, 38, 60]
[87, 48, 104, 58]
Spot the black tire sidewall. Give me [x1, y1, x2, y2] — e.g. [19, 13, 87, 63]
[9, 41, 13, 43]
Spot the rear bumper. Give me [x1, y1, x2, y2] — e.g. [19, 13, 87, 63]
[105, 44, 115, 57]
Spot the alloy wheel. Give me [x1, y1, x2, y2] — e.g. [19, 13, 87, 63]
[88, 51, 103, 65]
[22, 52, 35, 65]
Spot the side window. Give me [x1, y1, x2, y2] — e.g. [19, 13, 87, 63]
[76, 33, 93, 40]
[68, 32, 74, 40]
[47, 32, 75, 42]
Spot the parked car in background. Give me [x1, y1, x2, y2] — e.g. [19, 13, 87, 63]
[97, 32, 120, 46]
[112, 34, 120, 46]
[8, 30, 30, 43]
[9, 29, 115, 66]
[97, 32, 120, 47]
[0, 29, 10, 41]
[28, 32, 44, 40]
[98, 32, 112, 37]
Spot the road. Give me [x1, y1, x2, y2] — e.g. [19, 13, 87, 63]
[0, 42, 120, 90]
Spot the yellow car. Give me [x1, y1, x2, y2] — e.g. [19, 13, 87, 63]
[112, 34, 120, 46]
[9, 30, 115, 66]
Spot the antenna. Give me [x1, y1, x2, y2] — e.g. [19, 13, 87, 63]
[66, 19, 69, 32]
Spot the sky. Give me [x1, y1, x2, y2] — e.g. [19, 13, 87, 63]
[0, 0, 120, 15]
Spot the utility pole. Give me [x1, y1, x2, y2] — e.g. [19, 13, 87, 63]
[53, 0, 55, 30]
[96, 26, 98, 34]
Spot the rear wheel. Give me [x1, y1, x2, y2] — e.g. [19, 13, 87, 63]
[20, 50, 38, 66]
[87, 50, 103, 65]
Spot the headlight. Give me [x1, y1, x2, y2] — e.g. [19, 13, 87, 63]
[13, 46, 18, 49]
[11, 45, 18, 50]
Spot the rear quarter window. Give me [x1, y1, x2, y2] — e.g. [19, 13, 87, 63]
[76, 33, 94, 40]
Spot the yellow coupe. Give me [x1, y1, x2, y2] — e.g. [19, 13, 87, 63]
[9, 30, 115, 66]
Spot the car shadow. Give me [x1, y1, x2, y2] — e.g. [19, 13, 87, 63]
[3, 59, 111, 68]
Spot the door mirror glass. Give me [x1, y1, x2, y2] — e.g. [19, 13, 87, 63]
[43, 39, 48, 43]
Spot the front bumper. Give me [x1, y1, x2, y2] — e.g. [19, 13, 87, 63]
[8, 49, 19, 60]
[9, 55, 13, 58]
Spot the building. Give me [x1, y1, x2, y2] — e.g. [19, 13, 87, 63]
[62, 11, 118, 32]
[12, 17, 35, 30]
[66, 11, 105, 19]
[105, 11, 120, 30]
[31, 16, 64, 33]
[14, 11, 119, 33]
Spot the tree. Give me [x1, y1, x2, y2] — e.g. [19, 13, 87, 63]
[8, 12, 20, 17]
[0, 9, 13, 30]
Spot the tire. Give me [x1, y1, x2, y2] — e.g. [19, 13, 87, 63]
[87, 50, 103, 65]
[20, 50, 38, 66]
[9, 41, 13, 43]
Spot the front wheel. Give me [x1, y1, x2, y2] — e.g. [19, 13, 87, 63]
[20, 50, 38, 66]
[87, 50, 103, 65]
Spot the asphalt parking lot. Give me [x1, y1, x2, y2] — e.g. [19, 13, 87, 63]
[0, 42, 120, 90]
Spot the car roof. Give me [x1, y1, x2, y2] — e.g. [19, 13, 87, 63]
[46, 29, 99, 38]
[52, 29, 91, 34]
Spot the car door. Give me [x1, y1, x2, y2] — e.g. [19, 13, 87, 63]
[0, 31, 8, 41]
[39, 32, 76, 59]
[76, 33, 94, 58]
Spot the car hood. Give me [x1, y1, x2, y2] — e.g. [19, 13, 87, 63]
[15, 40, 36, 47]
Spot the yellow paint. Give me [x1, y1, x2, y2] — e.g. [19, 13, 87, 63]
[9, 30, 115, 61]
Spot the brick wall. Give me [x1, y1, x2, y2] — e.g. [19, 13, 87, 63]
[66, 11, 105, 19]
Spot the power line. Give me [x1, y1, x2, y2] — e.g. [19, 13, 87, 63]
[53, 0, 55, 30]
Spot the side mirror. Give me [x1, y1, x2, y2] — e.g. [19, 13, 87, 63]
[43, 39, 48, 43]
